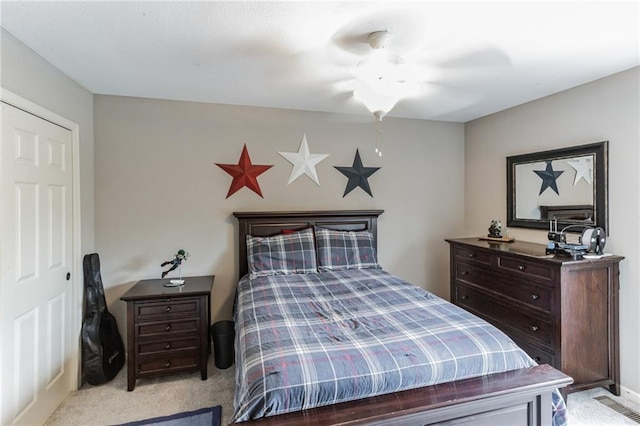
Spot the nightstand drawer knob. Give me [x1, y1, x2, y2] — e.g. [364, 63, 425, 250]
[531, 294, 540, 300]
[165, 361, 171, 368]
[518, 265, 526, 271]
[165, 343, 171, 350]
[165, 324, 171, 331]
[165, 306, 172, 312]
[531, 325, 539, 332]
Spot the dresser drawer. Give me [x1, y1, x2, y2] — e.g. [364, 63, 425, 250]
[454, 262, 552, 313]
[137, 337, 199, 356]
[453, 245, 492, 265]
[134, 298, 200, 321]
[454, 284, 552, 347]
[511, 337, 555, 366]
[496, 256, 552, 283]
[136, 318, 199, 339]
[137, 353, 199, 375]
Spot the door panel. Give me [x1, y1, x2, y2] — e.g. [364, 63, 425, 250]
[1, 101, 74, 425]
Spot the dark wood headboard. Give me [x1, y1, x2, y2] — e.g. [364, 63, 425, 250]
[233, 210, 384, 279]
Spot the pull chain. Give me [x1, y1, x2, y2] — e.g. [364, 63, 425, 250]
[374, 115, 383, 157]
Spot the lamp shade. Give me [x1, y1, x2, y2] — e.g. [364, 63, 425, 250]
[353, 79, 400, 116]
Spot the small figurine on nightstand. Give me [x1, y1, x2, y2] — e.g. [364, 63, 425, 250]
[161, 249, 190, 286]
[488, 220, 503, 238]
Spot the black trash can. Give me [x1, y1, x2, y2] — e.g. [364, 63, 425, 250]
[211, 320, 235, 369]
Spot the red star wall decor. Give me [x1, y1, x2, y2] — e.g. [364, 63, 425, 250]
[216, 144, 273, 198]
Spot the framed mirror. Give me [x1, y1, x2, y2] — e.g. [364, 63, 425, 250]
[507, 141, 608, 233]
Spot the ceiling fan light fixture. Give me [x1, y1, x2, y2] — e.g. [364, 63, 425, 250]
[353, 79, 400, 117]
[356, 53, 407, 89]
[353, 30, 413, 118]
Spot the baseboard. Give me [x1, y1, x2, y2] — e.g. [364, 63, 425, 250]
[621, 385, 640, 408]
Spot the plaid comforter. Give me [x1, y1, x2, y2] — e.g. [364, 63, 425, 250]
[232, 269, 568, 424]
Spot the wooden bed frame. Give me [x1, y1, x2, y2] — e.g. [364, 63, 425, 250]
[232, 210, 572, 426]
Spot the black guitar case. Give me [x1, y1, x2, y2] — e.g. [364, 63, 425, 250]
[81, 253, 125, 385]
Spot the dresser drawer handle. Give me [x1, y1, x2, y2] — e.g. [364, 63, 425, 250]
[468, 253, 476, 258]
[165, 361, 171, 368]
[165, 306, 172, 312]
[461, 271, 468, 276]
[165, 324, 171, 331]
[461, 295, 469, 300]
[531, 325, 539, 332]
[518, 265, 526, 271]
[531, 294, 540, 300]
[165, 343, 172, 350]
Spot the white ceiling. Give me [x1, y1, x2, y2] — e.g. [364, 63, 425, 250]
[1, 1, 638, 122]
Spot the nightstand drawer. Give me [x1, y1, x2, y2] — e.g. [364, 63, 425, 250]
[454, 262, 551, 313]
[137, 318, 199, 339]
[138, 337, 198, 356]
[134, 298, 200, 320]
[137, 353, 198, 374]
[454, 283, 552, 346]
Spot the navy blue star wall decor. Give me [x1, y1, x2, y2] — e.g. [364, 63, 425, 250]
[334, 149, 381, 197]
[534, 161, 564, 195]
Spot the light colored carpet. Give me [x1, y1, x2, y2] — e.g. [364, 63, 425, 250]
[566, 387, 640, 425]
[45, 357, 235, 426]
[45, 359, 639, 426]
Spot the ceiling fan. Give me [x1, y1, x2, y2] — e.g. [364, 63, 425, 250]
[320, 10, 512, 120]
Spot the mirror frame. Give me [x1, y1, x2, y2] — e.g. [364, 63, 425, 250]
[507, 141, 608, 233]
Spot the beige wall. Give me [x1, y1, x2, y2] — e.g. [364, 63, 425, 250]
[465, 67, 640, 399]
[0, 28, 95, 254]
[94, 95, 465, 337]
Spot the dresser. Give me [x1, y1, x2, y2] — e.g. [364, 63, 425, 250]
[446, 238, 623, 396]
[120, 275, 214, 391]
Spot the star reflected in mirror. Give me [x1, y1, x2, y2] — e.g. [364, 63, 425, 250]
[534, 161, 564, 195]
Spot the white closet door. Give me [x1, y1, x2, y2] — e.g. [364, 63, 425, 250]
[1, 101, 74, 425]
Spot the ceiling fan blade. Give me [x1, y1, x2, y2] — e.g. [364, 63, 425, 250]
[412, 36, 512, 71]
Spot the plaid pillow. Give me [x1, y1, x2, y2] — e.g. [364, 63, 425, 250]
[316, 228, 381, 271]
[247, 227, 317, 279]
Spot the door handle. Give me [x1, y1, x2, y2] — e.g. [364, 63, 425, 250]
[66, 272, 71, 281]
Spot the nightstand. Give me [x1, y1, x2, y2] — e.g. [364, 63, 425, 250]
[120, 275, 214, 391]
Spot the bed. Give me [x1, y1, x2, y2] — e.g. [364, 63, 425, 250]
[231, 210, 572, 425]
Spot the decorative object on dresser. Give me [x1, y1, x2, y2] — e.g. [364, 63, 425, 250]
[120, 275, 214, 391]
[446, 237, 623, 398]
[479, 219, 515, 242]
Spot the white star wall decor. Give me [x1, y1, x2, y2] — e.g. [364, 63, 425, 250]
[567, 157, 593, 185]
[279, 134, 329, 185]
